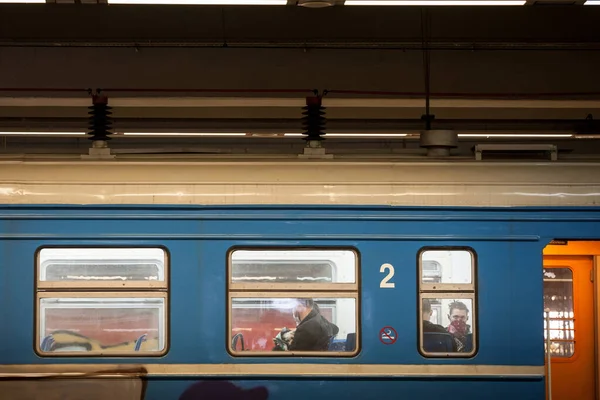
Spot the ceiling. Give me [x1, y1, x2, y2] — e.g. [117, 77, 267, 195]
[0, 2, 599, 157]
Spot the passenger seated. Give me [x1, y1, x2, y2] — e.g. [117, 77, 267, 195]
[462, 333, 473, 353]
[422, 299, 456, 352]
[446, 301, 472, 352]
[272, 327, 294, 351]
[286, 299, 339, 351]
[422, 299, 447, 333]
[422, 332, 456, 353]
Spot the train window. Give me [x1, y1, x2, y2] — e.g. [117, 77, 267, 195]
[418, 248, 476, 357]
[35, 247, 169, 357]
[543, 268, 575, 357]
[38, 248, 167, 289]
[38, 295, 166, 354]
[228, 248, 359, 357]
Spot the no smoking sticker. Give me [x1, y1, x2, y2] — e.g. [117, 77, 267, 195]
[379, 326, 397, 345]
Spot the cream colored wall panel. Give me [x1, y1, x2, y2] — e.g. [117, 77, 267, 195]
[0, 161, 598, 206]
[0, 182, 598, 206]
[0, 161, 599, 186]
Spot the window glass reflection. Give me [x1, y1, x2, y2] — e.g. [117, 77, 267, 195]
[39, 248, 166, 283]
[421, 298, 474, 354]
[231, 297, 356, 353]
[39, 297, 165, 353]
[231, 250, 356, 284]
[421, 250, 472, 285]
[543, 268, 575, 357]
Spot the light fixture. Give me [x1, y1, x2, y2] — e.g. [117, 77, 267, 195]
[0, 0, 45, 3]
[298, 0, 336, 7]
[108, 0, 287, 4]
[123, 132, 248, 136]
[345, 0, 525, 5]
[584, 0, 600, 4]
[0, 131, 575, 138]
[327, 133, 408, 137]
[284, 133, 409, 137]
[0, 131, 86, 135]
[457, 133, 573, 137]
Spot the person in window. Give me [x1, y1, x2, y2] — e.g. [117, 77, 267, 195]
[422, 299, 447, 333]
[446, 301, 472, 352]
[422, 299, 458, 353]
[272, 327, 294, 351]
[287, 298, 339, 351]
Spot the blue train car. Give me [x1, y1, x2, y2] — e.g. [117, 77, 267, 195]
[0, 160, 599, 400]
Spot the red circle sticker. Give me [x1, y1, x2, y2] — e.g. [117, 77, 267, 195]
[379, 326, 397, 345]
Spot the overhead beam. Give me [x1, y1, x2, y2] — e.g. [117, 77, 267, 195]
[0, 117, 597, 133]
[1, 97, 600, 108]
[1, 46, 600, 97]
[0, 4, 599, 47]
[0, 96, 598, 121]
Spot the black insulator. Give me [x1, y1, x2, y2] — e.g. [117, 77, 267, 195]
[87, 97, 113, 142]
[302, 97, 326, 141]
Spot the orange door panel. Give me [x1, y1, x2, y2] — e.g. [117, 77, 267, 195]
[543, 256, 595, 400]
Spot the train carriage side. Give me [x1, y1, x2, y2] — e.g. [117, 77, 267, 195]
[0, 161, 598, 400]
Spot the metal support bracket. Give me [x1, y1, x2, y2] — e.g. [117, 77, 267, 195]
[81, 140, 116, 160]
[298, 146, 334, 159]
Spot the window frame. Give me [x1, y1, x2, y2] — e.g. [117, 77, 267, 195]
[34, 245, 170, 357]
[226, 246, 361, 357]
[417, 246, 478, 358]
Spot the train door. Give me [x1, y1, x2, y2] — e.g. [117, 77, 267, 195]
[543, 242, 599, 400]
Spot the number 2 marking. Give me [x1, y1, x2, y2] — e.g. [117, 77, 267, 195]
[380, 263, 395, 288]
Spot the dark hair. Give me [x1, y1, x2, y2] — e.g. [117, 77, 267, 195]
[297, 298, 314, 308]
[422, 298, 432, 313]
[448, 301, 469, 314]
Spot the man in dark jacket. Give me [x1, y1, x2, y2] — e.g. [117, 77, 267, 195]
[288, 299, 339, 351]
[422, 298, 447, 333]
[422, 298, 459, 352]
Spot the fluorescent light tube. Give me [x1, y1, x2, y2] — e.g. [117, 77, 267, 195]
[345, 0, 525, 5]
[584, 0, 600, 4]
[458, 134, 573, 137]
[108, 0, 287, 4]
[327, 133, 408, 137]
[0, 0, 46, 3]
[0, 131, 86, 135]
[284, 133, 408, 137]
[123, 132, 248, 136]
